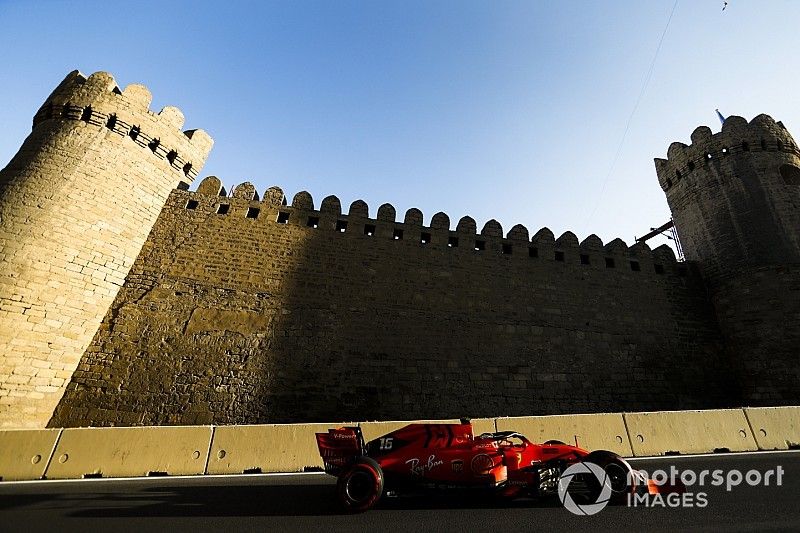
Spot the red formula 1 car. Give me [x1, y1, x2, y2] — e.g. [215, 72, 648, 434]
[316, 419, 647, 512]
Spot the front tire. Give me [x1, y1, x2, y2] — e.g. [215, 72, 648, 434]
[337, 457, 384, 512]
[582, 450, 635, 503]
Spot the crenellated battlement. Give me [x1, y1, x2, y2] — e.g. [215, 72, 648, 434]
[47, 174, 724, 428]
[28, 83, 795, 428]
[11, 69, 798, 429]
[0, 70, 215, 428]
[652, 113, 800, 408]
[178, 177, 682, 276]
[654, 114, 800, 193]
[30, 71, 213, 181]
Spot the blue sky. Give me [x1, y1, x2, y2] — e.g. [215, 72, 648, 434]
[1, 0, 798, 249]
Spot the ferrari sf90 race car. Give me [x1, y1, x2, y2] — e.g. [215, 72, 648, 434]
[316, 419, 650, 512]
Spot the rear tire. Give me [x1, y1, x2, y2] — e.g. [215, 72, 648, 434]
[337, 457, 384, 512]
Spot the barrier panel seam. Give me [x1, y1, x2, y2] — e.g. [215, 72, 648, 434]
[41, 428, 63, 480]
[203, 426, 216, 475]
[741, 408, 761, 450]
[621, 412, 635, 456]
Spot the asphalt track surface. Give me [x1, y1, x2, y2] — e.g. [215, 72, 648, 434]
[1, 451, 798, 532]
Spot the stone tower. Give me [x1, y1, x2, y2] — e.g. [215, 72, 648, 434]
[0, 71, 213, 427]
[655, 114, 800, 405]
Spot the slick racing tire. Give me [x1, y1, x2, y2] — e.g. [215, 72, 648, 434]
[581, 450, 636, 504]
[337, 457, 384, 512]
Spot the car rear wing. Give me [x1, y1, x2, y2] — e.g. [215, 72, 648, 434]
[315, 426, 366, 475]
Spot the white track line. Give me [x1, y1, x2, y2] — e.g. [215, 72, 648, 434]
[1, 471, 328, 485]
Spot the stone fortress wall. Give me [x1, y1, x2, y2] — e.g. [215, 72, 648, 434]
[0, 71, 797, 428]
[0, 71, 212, 427]
[50, 179, 736, 426]
[655, 115, 800, 405]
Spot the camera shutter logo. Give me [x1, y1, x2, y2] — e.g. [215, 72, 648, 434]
[557, 461, 613, 516]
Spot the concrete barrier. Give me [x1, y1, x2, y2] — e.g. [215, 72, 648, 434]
[744, 406, 800, 450]
[471, 418, 497, 435]
[207, 422, 351, 474]
[7, 406, 795, 481]
[44, 426, 213, 479]
[495, 413, 632, 456]
[624, 409, 758, 456]
[0, 428, 62, 481]
[358, 419, 496, 443]
[208, 420, 497, 475]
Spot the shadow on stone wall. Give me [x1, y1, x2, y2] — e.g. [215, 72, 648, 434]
[50, 186, 742, 427]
